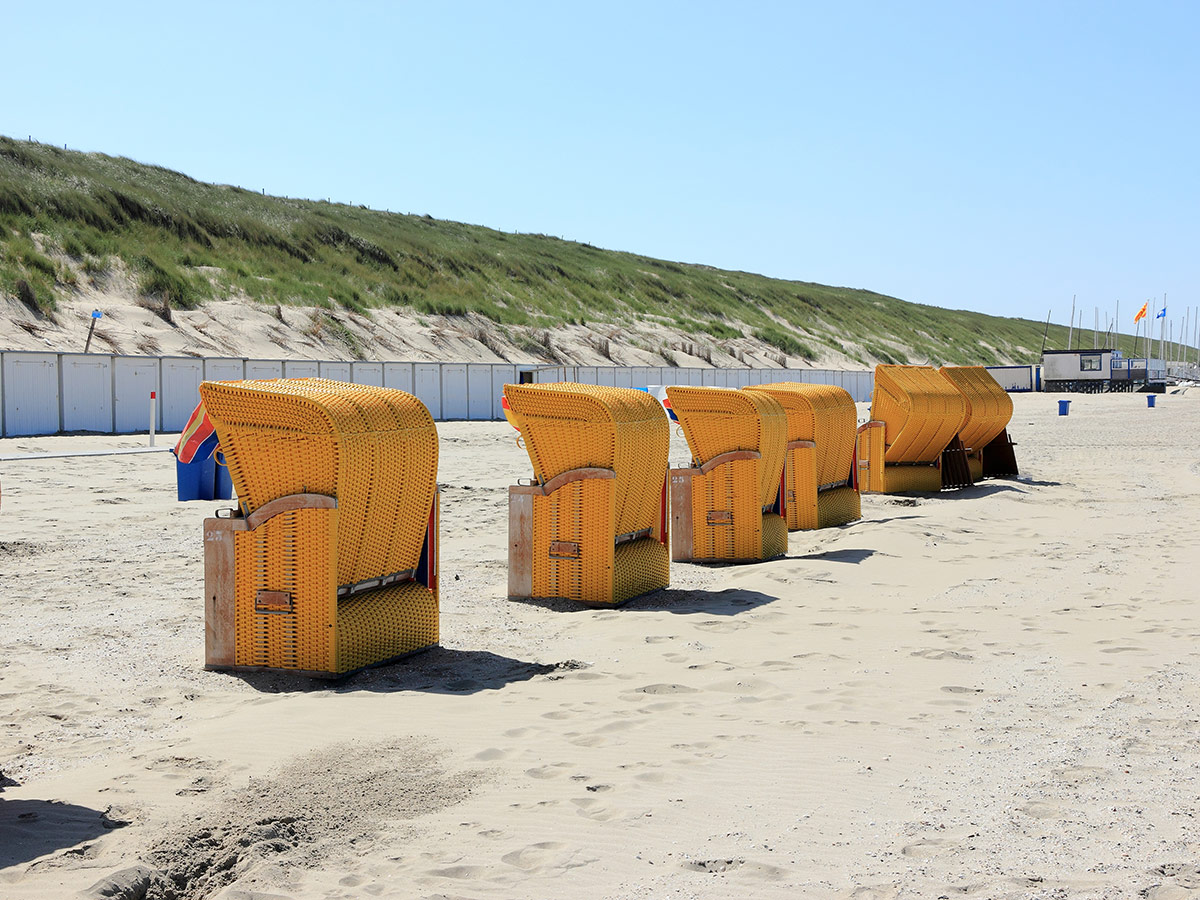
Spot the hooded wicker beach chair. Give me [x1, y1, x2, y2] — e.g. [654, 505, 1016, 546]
[857, 365, 968, 493]
[744, 382, 861, 530]
[665, 386, 788, 562]
[939, 366, 1019, 481]
[198, 378, 439, 677]
[504, 383, 670, 607]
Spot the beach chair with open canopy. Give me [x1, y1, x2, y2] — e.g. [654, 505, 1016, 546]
[939, 366, 1019, 481]
[744, 382, 861, 529]
[857, 365, 969, 493]
[504, 382, 670, 607]
[198, 378, 439, 677]
[665, 386, 788, 562]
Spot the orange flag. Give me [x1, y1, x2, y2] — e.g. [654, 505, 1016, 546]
[1134, 301, 1148, 323]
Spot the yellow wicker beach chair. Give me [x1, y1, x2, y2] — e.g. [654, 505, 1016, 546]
[939, 366, 1019, 481]
[858, 365, 968, 493]
[665, 386, 788, 562]
[198, 378, 439, 677]
[504, 383, 670, 607]
[744, 382, 861, 530]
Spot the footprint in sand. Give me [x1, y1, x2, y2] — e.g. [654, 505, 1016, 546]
[680, 857, 786, 879]
[911, 649, 975, 661]
[1019, 801, 1066, 820]
[570, 796, 625, 821]
[525, 763, 572, 780]
[1053, 765, 1106, 784]
[848, 886, 900, 899]
[629, 683, 700, 695]
[1141, 886, 1200, 900]
[693, 619, 749, 633]
[901, 838, 957, 858]
[1151, 863, 1200, 889]
[500, 841, 596, 873]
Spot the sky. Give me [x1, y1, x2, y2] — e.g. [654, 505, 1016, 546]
[6, 1, 1199, 330]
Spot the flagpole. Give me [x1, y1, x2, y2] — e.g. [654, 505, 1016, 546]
[1115, 299, 1120, 353]
[1067, 295, 1076, 351]
[1159, 293, 1167, 363]
[1144, 301, 1151, 360]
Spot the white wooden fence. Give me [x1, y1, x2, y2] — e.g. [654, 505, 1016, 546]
[0, 351, 875, 437]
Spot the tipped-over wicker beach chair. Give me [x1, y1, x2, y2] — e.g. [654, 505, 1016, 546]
[504, 383, 670, 607]
[939, 366, 1019, 481]
[198, 378, 439, 677]
[744, 382, 861, 529]
[665, 386, 788, 562]
[858, 365, 968, 493]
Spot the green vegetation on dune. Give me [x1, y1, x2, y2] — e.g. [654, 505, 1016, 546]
[1, 135, 1083, 364]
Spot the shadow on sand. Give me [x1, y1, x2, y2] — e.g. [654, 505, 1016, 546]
[0, 797, 115, 869]
[510, 587, 777, 617]
[793, 548, 877, 564]
[228, 647, 579, 695]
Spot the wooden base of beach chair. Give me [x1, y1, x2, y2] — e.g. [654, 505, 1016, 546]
[508, 469, 669, 607]
[981, 428, 1019, 477]
[669, 457, 787, 562]
[204, 492, 439, 676]
[940, 437, 973, 489]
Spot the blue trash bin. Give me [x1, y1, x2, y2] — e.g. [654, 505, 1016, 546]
[1147, 394, 1157, 408]
[176, 454, 217, 501]
[1057, 400, 1071, 416]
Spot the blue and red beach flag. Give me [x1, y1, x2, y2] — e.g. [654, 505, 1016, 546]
[173, 401, 219, 464]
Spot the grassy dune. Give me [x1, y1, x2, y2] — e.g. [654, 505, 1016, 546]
[1, 135, 1088, 365]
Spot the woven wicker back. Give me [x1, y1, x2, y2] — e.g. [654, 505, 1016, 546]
[665, 386, 786, 507]
[503, 383, 669, 536]
[745, 382, 858, 486]
[939, 366, 1013, 451]
[198, 378, 438, 587]
[870, 366, 967, 463]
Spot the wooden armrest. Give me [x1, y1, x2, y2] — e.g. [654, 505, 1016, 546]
[699, 450, 761, 475]
[786, 440, 816, 451]
[856, 420, 885, 434]
[510, 467, 616, 497]
[245, 493, 338, 530]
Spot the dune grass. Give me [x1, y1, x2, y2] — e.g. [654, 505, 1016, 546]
[0, 135, 1090, 363]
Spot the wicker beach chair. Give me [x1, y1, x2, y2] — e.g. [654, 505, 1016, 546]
[665, 386, 788, 562]
[939, 366, 1019, 481]
[744, 382, 861, 529]
[857, 365, 968, 493]
[198, 378, 439, 677]
[504, 383, 670, 607]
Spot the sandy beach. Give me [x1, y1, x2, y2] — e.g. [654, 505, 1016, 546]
[2, 390, 1199, 899]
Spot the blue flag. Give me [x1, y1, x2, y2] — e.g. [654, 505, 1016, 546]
[1157, 307, 1167, 319]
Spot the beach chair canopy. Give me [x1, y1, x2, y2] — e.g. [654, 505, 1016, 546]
[198, 378, 438, 588]
[744, 382, 857, 487]
[939, 366, 1014, 452]
[871, 365, 967, 464]
[503, 382, 668, 540]
[665, 386, 786, 508]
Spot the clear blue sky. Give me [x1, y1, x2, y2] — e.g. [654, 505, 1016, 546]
[6, 1, 1198, 329]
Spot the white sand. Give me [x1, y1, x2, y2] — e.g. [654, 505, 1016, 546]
[1, 392, 1199, 899]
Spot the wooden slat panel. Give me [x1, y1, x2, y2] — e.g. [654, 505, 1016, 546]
[203, 517, 241, 668]
[669, 468, 697, 562]
[508, 488, 534, 598]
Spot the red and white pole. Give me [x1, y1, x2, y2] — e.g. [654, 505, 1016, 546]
[149, 391, 157, 446]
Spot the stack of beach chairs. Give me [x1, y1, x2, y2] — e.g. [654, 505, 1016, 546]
[192, 365, 1018, 677]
